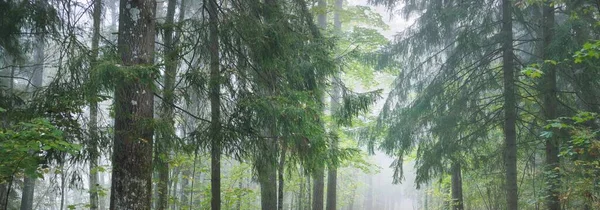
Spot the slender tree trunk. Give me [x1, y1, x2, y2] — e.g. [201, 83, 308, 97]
[312, 1, 326, 209]
[189, 152, 200, 209]
[326, 1, 343, 209]
[110, 0, 156, 209]
[181, 167, 190, 209]
[207, 0, 222, 208]
[540, 2, 561, 210]
[298, 174, 304, 210]
[170, 166, 180, 210]
[501, 0, 518, 208]
[307, 175, 312, 210]
[366, 175, 373, 210]
[236, 181, 242, 210]
[451, 162, 464, 210]
[60, 162, 66, 210]
[88, 1, 102, 209]
[21, 28, 45, 210]
[312, 167, 325, 210]
[0, 184, 6, 209]
[156, 0, 178, 209]
[277, 143, 287, 210]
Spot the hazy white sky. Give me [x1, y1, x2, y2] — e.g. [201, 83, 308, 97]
[350, 0, 413, 38]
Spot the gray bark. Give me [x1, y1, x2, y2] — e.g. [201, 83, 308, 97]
[21, 27, 44, 210]
[88, 0, 102, 209]
[109, 0, 156, 209]
[277, 143, 287, 210]
[326, 1, 343, 209]
[451, 162, 464, 210]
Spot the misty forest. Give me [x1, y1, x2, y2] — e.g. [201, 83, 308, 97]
[1, 0, 600, 209]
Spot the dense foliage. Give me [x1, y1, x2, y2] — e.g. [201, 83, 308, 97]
[1, 0, 599, 209]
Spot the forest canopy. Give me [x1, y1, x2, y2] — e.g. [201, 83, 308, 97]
[0, 0, 599, 209]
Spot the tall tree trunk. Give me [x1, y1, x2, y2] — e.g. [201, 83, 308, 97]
[21, 27, 45, 210]
[277, 143, 287, 210]
[313, 1, 327, 209]
[326, 1, 342, 209]
[501, 0, 518, 208]
[181, 166, 190, 209]
[258, 0, 280, 209]
[258, 156, 278, 210]
[298, 173, 304, 210]
[189, 152, 200, 209]
[541, 2, 560, 210]
[312, 167, 325, 210]
[0, 54, 13, 210]
[170, 166, 180, 210]
[60, 162, 66, 210]
[156, 0, 178, 209]
[110, 0, 156, 209]
[451, 162, 464, 210]
[365, 175, 373, 210]
[307, 175, 312, 210]
[207, 0, 222, 208]
[88, 0, 102, 209]
[236, 181, 242, 210]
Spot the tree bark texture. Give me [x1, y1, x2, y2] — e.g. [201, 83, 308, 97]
[207, 0, 222, 208]
[278, 143, 287, 210]
[258, 154, 278, 210]
[110, 0, 156, 209]
[501, 0, 518, 208]
[541, 2, 561, 210]
[88, 0, 102, 209]
[21, 27, 45, 210]
[312, 167, 325, 210]
[156, 0, 178, 208]
[313, 1, 326, 209]
[451, 162, 464, 210]
[258, 0, 280, 209]
[326, 1, 343, 209]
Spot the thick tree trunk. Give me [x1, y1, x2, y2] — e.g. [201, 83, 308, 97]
[451, 162, 464, 210]
[20, 178, 34, 210]
[258, 156, 278, 210]
[110, 0, 156, 209]
[88, 0, 102, 209]
[501, 0, 518, 208]
[207, 0, 222, 208]
[540, 3, 561, 210]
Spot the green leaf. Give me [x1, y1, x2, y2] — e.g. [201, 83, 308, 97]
[540, 131, 553, 138]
